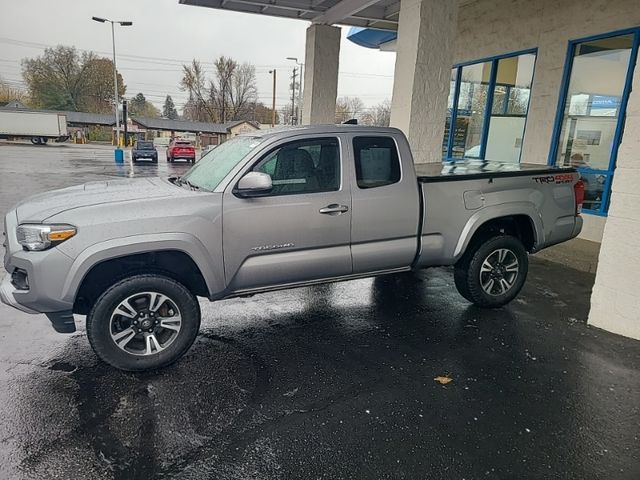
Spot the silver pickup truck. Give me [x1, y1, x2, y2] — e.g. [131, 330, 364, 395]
[1, 125, 584, 371]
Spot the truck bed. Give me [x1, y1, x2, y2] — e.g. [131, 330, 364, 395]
[415, 161, 576, 183]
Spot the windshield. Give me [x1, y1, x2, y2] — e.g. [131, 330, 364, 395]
[180, 136, 263, 191]
[137, 142, 154, 149]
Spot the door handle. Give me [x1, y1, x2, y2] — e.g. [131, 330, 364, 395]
[319, 203, 349, 215]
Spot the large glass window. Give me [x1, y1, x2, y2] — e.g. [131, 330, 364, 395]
[551, 32, 638, 214]
[455, 62, 491, 158]
[486, 54, 535, 162]
[442, 68, 458, 157]
[443, 51, 536, 162]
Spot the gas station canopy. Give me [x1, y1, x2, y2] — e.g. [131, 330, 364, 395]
[179, 0, 400, 30]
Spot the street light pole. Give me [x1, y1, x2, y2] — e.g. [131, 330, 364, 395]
[92, 16, 133, 148]
[286, 57, 304, 125]
[269, 69, 276, 127]
[110, 21, 119, 146]
[290, 67, 297, 125]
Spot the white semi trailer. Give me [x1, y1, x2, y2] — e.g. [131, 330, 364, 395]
[0, 110, 69, 145]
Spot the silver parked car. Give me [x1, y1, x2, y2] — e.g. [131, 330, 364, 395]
[1, 125, 583, 371]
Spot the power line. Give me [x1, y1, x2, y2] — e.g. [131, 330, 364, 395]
[0, 36, 394, 79]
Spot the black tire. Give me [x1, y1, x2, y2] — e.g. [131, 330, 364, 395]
[86, 274, 201, 371]
[31, 137, 39, 145]
[41, 137, 48, 144]
[454, 234, 528, 308]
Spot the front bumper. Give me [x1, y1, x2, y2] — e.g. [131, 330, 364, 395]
[0, 273, 38, 314]
[1, 273, 76, 333]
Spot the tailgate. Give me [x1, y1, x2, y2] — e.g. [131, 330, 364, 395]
[174, 146, 194, 155]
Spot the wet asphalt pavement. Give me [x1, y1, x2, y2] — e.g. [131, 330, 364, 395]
[0, 142, 639, 480]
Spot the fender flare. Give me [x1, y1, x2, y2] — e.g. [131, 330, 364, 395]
[60, 232, 223, 304]
[453, 202, 544, 259]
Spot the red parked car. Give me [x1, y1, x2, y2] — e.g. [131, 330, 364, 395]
[167, 139, 196, 163]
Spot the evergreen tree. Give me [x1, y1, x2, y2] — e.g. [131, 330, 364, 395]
[163, 95, 179, 120]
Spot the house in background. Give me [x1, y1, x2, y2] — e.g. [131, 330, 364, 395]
[130, 117, 260, 147]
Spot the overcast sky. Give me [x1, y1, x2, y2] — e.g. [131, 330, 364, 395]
[0, 0, 396, 114]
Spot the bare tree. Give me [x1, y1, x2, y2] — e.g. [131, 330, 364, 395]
[335, 96, 365, 123]
[181, 56, 258, 123]
[279, 102, 293, 126]
[0, 77, 29, 104]
[361, 99, 391, 127]
[181, 60, 216, 121]
[229, 63, 257, 120]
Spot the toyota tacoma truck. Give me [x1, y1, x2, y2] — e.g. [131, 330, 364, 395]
[1, 125, 584, 371]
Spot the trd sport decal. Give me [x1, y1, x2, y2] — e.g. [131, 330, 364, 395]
[532, 174, 574, 185]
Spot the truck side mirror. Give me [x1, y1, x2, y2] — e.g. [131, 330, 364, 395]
[236, 171, 272, 197]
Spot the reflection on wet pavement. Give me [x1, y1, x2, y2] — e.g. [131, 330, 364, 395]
[1, 142, 639, 480]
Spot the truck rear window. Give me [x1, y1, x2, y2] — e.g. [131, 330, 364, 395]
[353, 136, 401, 189]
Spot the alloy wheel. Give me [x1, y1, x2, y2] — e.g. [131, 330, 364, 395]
[109, 292, 182, 356]
[479, 248, 519, 296]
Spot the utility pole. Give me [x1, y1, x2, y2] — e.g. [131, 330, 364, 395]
[291, 67, 297, 125]
[286, 57, 304, 125]
[269, 69, 276, 127]
[92, 16, 132, 150]
[221, 80, 226, 123]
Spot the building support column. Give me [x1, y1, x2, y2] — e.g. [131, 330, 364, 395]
[302, 24, 341, 125]
[390, 0, 458, 163]
[588, 69, 640, 340]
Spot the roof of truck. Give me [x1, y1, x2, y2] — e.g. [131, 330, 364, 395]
[247, 124, 403, 140]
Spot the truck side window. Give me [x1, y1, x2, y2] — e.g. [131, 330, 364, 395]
[253, 138, 340, 195]
[353, 136, 401, 189]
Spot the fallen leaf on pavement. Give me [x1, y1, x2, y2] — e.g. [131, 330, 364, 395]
[434, 375, 453, 385]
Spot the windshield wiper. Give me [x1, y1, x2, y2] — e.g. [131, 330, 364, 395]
[183, 179, 200, 191]
[168, 175, 202, 191]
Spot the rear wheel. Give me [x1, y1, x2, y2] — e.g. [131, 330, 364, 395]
[86, 274, 201, 371]
[454, 235, 528, 308]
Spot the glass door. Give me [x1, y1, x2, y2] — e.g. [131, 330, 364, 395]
[551, 31, 639, 214]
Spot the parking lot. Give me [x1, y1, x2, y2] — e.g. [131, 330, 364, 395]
[0, 141, 639, 480]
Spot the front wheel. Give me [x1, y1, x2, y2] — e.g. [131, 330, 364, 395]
[87, 274, 201, 371]
[454, 235, 528, 308]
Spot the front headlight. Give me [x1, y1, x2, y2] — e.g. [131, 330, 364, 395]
[16, 224, 77, 251]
